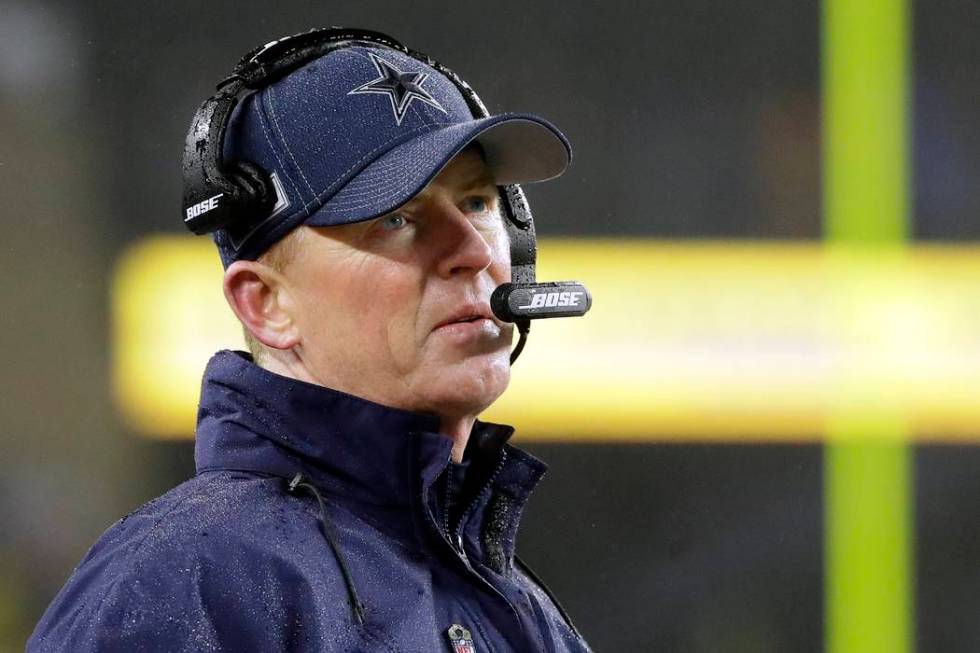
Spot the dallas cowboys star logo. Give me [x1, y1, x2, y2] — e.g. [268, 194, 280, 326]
[348, 52, 447, 126]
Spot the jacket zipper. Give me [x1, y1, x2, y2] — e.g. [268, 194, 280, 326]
[452, 450, 509, 559]
[439, 446, 583, 641]
[427, 450, 530, 635]
[442, 464, 463, 563]
[427, 498, 527, 638]
[451, 451, 584, 647]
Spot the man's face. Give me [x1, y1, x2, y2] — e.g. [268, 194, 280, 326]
[280, 148, 513, 419]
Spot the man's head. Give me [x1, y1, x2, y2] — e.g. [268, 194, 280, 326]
[184, 30, 571, 435]
[225, 145, 512, 421]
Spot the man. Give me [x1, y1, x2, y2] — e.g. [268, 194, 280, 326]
[29, 29, 592, 652]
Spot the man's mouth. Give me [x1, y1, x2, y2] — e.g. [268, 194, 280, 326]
[433, 303, 497, 331]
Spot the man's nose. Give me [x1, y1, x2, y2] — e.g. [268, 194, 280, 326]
[431, 198, 495, 279]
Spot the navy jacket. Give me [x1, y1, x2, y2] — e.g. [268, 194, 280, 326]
[29, 350, 592, 652]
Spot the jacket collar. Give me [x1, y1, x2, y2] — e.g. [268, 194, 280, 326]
[194, 350, 546, 557]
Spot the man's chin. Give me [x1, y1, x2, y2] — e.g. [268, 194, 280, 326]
[416, 353, 511, 417]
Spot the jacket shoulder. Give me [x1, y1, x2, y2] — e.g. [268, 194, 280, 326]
[72, 471, 308, 574]
[28, 471, 356, 652]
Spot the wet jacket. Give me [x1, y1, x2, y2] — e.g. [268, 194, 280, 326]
[29, 350, 592, 652]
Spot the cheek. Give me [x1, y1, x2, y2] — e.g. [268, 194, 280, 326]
[377, 266, 427, 355]
[291, 260, 368, 344]
[489, 229, 512, 282]
[301, 261, 422, 362]
[295, 280, 350, 348]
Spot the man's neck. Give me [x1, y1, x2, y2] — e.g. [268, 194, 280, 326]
[440, 415, 477, 463]
[257, 350, 476, 463]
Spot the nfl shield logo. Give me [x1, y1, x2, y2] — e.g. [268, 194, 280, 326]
[446, 623, 476, 653]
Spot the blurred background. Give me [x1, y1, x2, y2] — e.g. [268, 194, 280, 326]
[2, 0, 979, 651]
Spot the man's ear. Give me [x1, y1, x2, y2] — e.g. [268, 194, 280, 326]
[223, 261, 300, 352]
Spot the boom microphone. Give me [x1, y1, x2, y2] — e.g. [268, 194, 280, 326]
[490, 281, 592, 322]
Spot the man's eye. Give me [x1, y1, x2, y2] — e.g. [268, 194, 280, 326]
[380, 214, 409, 231]
[464, 197, 490, 213]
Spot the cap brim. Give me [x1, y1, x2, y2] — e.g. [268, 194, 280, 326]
[305, 113, 570, 226]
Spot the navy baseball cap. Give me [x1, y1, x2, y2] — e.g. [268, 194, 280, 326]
[214, 43, 571, 268]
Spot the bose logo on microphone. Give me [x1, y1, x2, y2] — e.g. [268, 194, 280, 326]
[185, 193, 224, 221]
[517, 291, 584, 310]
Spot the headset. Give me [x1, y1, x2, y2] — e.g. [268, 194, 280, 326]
[181, 27, 591, 364]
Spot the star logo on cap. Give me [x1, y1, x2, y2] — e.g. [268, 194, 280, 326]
[348, 52, 447, 126]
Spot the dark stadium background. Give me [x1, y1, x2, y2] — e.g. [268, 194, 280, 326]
[2, 0, 979, 650]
